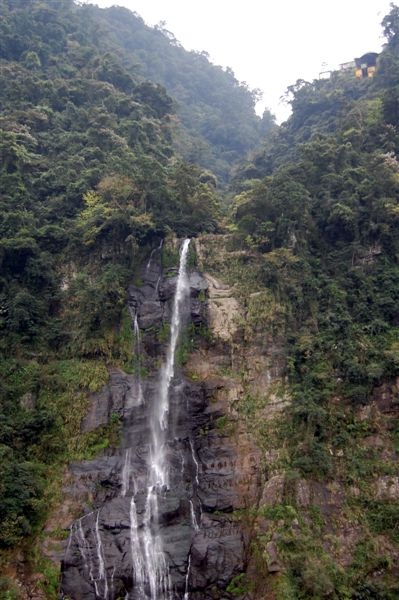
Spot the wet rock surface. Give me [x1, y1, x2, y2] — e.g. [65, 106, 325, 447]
[60, 244, 260, 600]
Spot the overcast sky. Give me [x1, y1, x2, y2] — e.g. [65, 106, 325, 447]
[93, 0, 392, 122]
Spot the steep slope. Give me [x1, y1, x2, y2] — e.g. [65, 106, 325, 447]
[227, 8, 399, 598]
[0, 0, 272, 184]
[56, 238, 262, 600]
[0, 0, 220, 590]
[1, 2, 399, 599]
[92, 5, 274, 183]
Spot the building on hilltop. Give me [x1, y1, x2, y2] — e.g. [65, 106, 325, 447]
[354, 52, 379, 78]
[339, 60, 356, 71]
[320, 52, 379, 81]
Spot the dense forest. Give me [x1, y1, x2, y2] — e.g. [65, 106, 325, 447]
[0, 0, 223, 562]
[90, 5, 275, 181]
[0, 0, 273, 184]
[0, 0, 399, 599]
[234, 5, 399, 470]
[227, 7, 399, 598]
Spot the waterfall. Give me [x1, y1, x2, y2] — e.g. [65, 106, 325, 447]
[68, 239, 193, 600]
[158, 238, 191, 434]
[189, 439, 202, 529]
[129, 491, 145, 595]
[94, 511, 108, 599]
[133, 314, 144, 405]
[125, 307, 145, 409]
[183, 554, 192, 600]
[64, 525, 73, 563]
[76, 516, 94, 581]
[121, 448, 146, 597]
[189, 500, 199, 532]
[121, 449, 131, 497]
[189, 439, 200, 487]
[121, 238, 191, 599]
[110, 567, 115, 600]
[180, 449, 185, 476]
[142, 238, 191, 599]
[71, 512, 108, 599]
[146, 239, 164, 274]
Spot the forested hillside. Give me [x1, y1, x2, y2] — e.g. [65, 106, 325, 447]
[0, 0, 221, 569]
[226, 6, 399, 598]
[0, 0, 271, 184]
[91, 5, 275, 181]
[0, 1, 399, 599]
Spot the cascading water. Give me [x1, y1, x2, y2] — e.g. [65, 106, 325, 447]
[125, 308, 144, 409]
[183, 554, 192, 600]
[121, 238, 191, 599]
[133, 314, 144, 405]
[146, 239, 163, 274]
[189, 500, 199, 532]
[75, 516, 94, 581]
[60, 234, 253, 600]
[94, 511, 108, 599]
[67, 512, 108, 599]
[141, 238, 191, 599]
[151, 238, 191, 483]
[62, 239, 195, 600]
[121, 448, 132, 498]
[189, 439, 200, 488]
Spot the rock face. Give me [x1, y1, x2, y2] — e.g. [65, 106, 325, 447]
[59, 240, 261, 600]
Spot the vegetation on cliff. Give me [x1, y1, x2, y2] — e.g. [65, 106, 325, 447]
[0, 0, 399, 598]
[228, 6, 399, 598]
[0, 0, 222, 562]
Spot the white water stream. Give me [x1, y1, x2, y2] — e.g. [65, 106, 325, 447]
[189, 439, 200, 487]
[124, 238, 191, 599]
[70, 239, 192, 599]
[94, 511, 108, 599]
[142, 238, 191, 599]
[121, 448, 132, 498]
[146, 239, 164, 274]
[183, 554, 192, 600]
[70, 511, 108, 599]
[133, 314, 144, 405]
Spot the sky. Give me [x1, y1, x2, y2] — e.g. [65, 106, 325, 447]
[93, 0, 392, 122]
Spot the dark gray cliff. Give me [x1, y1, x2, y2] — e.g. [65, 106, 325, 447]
[59, 242, 262, 600]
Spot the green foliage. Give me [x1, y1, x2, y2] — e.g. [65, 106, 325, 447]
[226, 573, 251, 596]
[49, 359, 109, 393]
[232, 10, 399, 479]
[363, 500, 399, 544]
[92, 6, 273, 182]
[255, 499, 347, 600]
[176, 324, 201, 367]
[0, 356, 110, 549]
[161, 247, 180, 269]
[0, 0, 252, 593]
[76, 184, 155, 250]
[158, 323, 171, 343]
[1, 4, 399, 599]
[0, 0, 223, 361]
[230, 7, 399, 598]
[78, 419, 121, 461]
[117, 308, 136, 371]
[165, 161, 220, 234]
[271, 573, 298, 600]
[259, 504, 298, 521]
[0, 456, 47, 548]
[0, 577, 19, 600]
[64, 264, 132, 358]
[38, 557, 60, 599]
